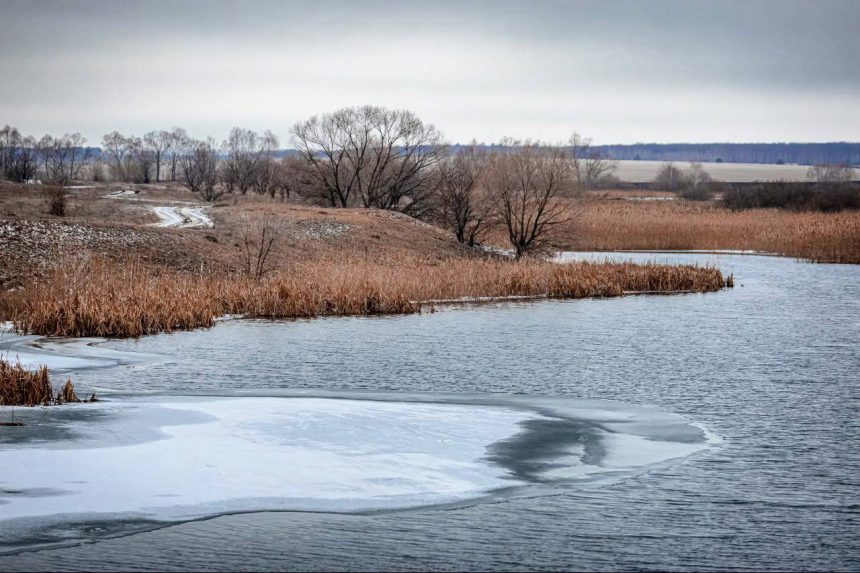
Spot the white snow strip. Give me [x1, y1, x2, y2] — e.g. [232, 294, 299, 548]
[151, 206, 213, 228]
[105, 189, 139, 199]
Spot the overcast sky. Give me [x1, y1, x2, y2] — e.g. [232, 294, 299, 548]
[1, 0, 858, 146]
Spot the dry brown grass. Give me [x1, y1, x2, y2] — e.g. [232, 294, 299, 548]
[1, 255, 727, 338]
[0, 358, 87, 407]
[560, 199, 860, 263]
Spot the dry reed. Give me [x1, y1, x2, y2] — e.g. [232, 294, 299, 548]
[1, 255, 728, 338]
[0, 358, 88, 406]
[565, 200, 860, 264]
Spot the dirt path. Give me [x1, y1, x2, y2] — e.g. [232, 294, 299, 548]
[103, 189, 213, 228]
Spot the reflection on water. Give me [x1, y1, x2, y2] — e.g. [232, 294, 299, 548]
[2, 252, 859, 571]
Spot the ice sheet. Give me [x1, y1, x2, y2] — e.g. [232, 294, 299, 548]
[0, 397, 536, 526]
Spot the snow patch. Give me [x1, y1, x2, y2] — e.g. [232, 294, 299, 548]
[151, 206, 213, 228]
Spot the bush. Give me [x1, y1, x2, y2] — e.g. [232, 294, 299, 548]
[43, 186, 67, 217]
[679, 184, 715, 201]
[722, 181, 860, 212]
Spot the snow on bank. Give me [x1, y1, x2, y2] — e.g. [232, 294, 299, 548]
[104, 189, 139, 200]
[151, 206, 213, 228]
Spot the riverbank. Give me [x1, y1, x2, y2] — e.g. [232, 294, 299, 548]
[0, 182, 729, 339]
[0, 255, 727, 338]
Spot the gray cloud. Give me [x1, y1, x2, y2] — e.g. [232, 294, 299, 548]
[1, 0, 857, 145]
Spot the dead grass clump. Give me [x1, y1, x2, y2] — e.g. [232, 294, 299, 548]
[563, 199, 860, 264]
[5, 258, 220, 338]
[1, 255, 728, 338]
[0, 358, 90, 407]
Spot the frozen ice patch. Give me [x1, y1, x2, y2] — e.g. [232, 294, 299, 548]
[0, 393, 719, 550]
[0, 397, 536, 538]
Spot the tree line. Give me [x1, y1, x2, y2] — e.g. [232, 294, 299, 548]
[6, 106, 854, 256]
[591, 142, 860, 166]
[1, 107, 620, 256]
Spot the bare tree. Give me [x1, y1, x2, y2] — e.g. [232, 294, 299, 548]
[221, 127, 266, 194]
[167, 127, 189, 182]
[277, 155, 320, 201]
[807, 163, 856, 184]
[136, 147, 155, 183]
[101, 132, 134, 182]
[64, 133, 90, 181]
[652, 162, 688, 192]
[251, 130, 282, 196]
[143, 130, 173, 182]
[34, 133, 90, 184]
[36, 135, 57, 181]
[569, 133, 618, 189]
[1, 126, 38, 182]
[236, 214, 286, 280]
[290, 105, 446, 216]
[102, 132, 155, 183]
[179, 138, 221, 201]
[687, 162, 713, 189]
[6, 135, 38, 182]
[0, 125, 20, 178]
[436, 145, 492, 246]
[485, 141, 571, 257]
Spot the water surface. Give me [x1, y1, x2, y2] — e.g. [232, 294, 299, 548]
[1, 252, 858, 571]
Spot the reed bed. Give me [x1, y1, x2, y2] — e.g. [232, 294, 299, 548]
[566, 200, 860, 264]
[0, 358, 86, 407]
[1, 256, 727, 338]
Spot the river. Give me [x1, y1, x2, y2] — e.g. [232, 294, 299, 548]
[0, 252, 857, 571]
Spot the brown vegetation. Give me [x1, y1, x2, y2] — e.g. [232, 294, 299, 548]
[560, 198, 860, 263]
[0, 358, 91, 407]
[1, 255, 727, 338]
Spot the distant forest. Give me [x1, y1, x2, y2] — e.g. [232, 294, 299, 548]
[26, 143, 860, 167]
[585, 143, 860, 166]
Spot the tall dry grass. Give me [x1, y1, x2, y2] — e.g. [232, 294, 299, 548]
[1, 256, 727, 338]
[565, 200, 860, 263]
[0, 358, 85, 407]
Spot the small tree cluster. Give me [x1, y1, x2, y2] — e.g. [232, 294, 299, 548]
[178, 138, 221, 201]
[807, 163, 855, 184]
[569, 132, 618, 189]
[0, 125, 38, 182]
[723, 180, 859, 212]
[221, 127, 288, 196]
[35, 133, 91, 184]
[652, 162, 717, 200]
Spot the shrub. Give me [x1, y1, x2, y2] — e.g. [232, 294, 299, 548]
[43, 186, 67, 217]
[722, 181, 860, 212]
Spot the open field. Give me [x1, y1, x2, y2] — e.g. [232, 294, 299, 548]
[560, 197, 860, 263]
[611, 160, 814, 183]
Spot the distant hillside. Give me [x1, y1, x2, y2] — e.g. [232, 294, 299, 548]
[588, 143, 860, 166]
